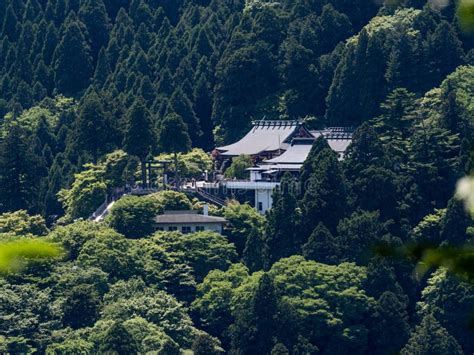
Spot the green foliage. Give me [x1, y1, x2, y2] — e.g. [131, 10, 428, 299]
[0, 0, 473, 353]
[98, 321, 140, 355]
[224, 155, 253, 180]
[149, 190, 193, 211]
[62, 284, 101, 329]
[0, 210, 48, 236]
[401, 314, 463, 355]
[152, 231, 237, 282]
[264, 173, 300, 267]
[156, 148, 213, 179]
[57, 151, 132, 220]
[77, 230, 136, 280]
[223, 201, 265, 255]
[107, 195, 159, 239]
[58, 163, 107, 220]
[47, 220, 113, 260]
[194, 256, 374, 352]
[418, 268, 474, 352]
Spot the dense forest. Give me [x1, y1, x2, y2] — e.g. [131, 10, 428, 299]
[1, 0, 474, 353]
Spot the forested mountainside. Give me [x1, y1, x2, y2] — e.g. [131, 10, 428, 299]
[0, 0, 473, 217]
[1, 0, 474, 354]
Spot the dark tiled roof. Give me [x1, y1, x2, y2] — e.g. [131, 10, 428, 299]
[154, 211, 227, 224]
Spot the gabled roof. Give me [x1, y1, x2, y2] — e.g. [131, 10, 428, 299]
[258, 128, 354, 168]
[154, 211, 227, 224]
[262, 138, 314, 165]
[216, 120, 311, 157]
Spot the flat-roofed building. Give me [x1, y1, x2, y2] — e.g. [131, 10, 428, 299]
[154, 210, 227, 234]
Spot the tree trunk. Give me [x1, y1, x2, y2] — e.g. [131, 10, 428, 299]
[141, 160, 147, 188]
[174, 153, 179, 190]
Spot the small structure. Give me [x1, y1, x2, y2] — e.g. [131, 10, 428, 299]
[154, 210, 227, 234]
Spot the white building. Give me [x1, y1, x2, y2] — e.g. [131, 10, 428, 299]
[154, 210, 227, 234]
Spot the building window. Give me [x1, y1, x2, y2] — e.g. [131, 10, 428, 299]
[182, 226, 192, 234]
[258, 202, 263, 211]
[168, 226, 178, 231]
[196, 226, 205, 232]
[156, 227, 164, 231]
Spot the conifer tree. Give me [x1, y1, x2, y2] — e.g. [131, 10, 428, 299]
[252, 274, 279, 354]
[302, 223, 339, 264]
[0, 124, 41, 213]
[425, 21, 464, 89]
[72, 90, 112, 162]
[193, 74, 214, 150]
[440, 197, 471, 246]
[299, 136, 331, 196]
[300, 148, 347, 236]
[401, 315, 463, 355]
[2, 5, 18, 42]
[94, 47, 111, 88]
[79, 0, 111, 59]
[167, 87, 202, 144]
[264, 173, 300, 268]
[232, 274, 279, 354]
[53, 17, 93, 95]
[123, 98, 157, 187]
[243, 229, 265, 272]
[99, 322, 139, 355]
[370, 291, 410, 354]
[158, 112, 192, 189]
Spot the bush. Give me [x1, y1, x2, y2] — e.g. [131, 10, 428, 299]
[107, 196, 160, 238]
[224, 155, 253, 180]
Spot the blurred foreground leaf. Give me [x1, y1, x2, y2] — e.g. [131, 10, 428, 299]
[458, 0, 474, 35]
[0, 239, 63, 274]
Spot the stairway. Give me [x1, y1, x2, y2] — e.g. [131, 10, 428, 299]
[194, 187, 227, 207]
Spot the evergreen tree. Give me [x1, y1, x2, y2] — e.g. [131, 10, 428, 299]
[232, 274, 279, 354]
[79, 0, 111, 59]
[336, 210, 384, 265]
[123, 98, 156, 187]
[299, 136, 331, 196]
[53, 17, 93, 95]
[191, 333, 220, 355]
[72, 90, 112, 162]
[243, 229, 265, 272]
[167, 87, 202, 144]
[94, 47, 111, 88]
[300, 148, 347, 236]
[193, 74, 214, 150]
[401, 315, 463, 355]
[253, 274, 279, 354]
[62, 284, 101, 329]
[425, 21, 464, 89]
[0, 124, 42, 213]
[98, 321, 139, 355]
[302, 223, 339, 264]
[158, 112, 192, 189]
[264, 173, 299, 268]
[370, 291, 410, 354]
[315, 4, 353, 55]
[2, 5, 18, 42]
[439, 197, 471, 246]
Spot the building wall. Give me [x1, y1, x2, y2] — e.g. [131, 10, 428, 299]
[155, 223, 223, 234]
[255, 189, 273, 214]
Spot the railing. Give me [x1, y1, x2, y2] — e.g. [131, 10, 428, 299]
[195, 187, 227, 207]
[89, 188, 129, 222]
[89, 199, 109, 221]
